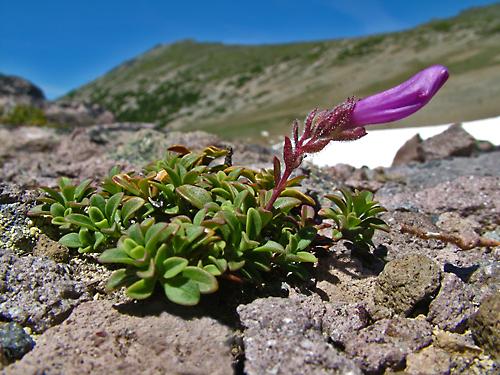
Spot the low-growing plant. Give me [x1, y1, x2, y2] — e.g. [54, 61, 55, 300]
[30, 65, 449, 305]
[1, 105, 48, 126]
[319, 189, 389, 250]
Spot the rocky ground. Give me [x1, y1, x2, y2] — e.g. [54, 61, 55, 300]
[0, 122, 498, 374]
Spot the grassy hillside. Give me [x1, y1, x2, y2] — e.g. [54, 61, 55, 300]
[65, 4, 500, 142]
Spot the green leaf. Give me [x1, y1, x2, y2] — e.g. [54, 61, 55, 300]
[296, 251, 318, 263]
[193, 208, 207, 226]
[49, 202, 66, 218]
[203, 264, 222, 276]
[51, 216, 67, 226]
[246, 207, 262, 239]
[212, 187, 232, 200]
[94, 231, 106, 249]
[228, 260, 246, 271]
[90, 194, 106, 214]
[105, 192, 124, 221]
[163, 257, 188, 279]
[78, 228, 93, 246]
[273, 197, 302, 212]
[61, 185, 76, 203]
[130, 245, 147, 260]
[332, 229, 343, 240]
[280, 188, 315, 206]
[126, 277, 156, 300]
[136, 259, 156, 278]
[41, 187, 65, 205]
[112, 175, 142, 196]
[128, 223, 145, 244]
[182, 266, 218, 294]
[99, 248, 136, 265]
[325, 193, 349, 215]
[74, 179, 93, 201]
[106, 269, 137, 290]
[122, 197, 146, 222]
[176, 184, 213, 209]
[145, 222, 169, 250]
[163, 276, 200, 306]
[88, 206, 106, 224]
[59, 233, 82, 248]
[253, 240, 285, 254]
[208, 256, 227, 273]
[65, 213, 96, 230]
[165, 166, 182, 187]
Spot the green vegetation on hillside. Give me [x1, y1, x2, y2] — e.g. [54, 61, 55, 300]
[64, 4, 500, 140]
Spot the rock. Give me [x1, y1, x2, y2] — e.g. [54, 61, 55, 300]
[0, 322, 35, 365]
[420, 124, 477, 161]
[392, 134, 424, 166]
[469, 262, 500, 301]
[237, 296, 362, 375]
[381, 149, 500, 192]
[32, 233, 69, 263]
[470, 291, 500, 359]
[374, 254, 441, 316]
[433, 330, 481, 354]
[0, 74, 45, 111]
[0, 183, 39, 253]
[428, 273, 476, 333]
[44, 100, 115, 126]
[343, 316, 433, 373]
[321, 302, 370, 346]
[0, 251, 89, 333]
[405, 346, 451, 375]
[378, 175, 500, 224]
[5, 300, 234, 375]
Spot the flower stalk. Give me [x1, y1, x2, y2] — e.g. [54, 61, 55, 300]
[266, 65, 449, 211]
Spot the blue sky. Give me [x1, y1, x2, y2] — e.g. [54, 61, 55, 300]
[1, 0, 497, 99]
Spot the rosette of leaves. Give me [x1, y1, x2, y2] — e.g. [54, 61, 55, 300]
[32, 145, 319, 305]
[319, 188, 389, 249]
[29, 177, 94, 230]
[99, 218, 219, 305]
[30, 178, 146, 253]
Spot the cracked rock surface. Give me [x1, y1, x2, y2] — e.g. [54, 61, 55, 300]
[0, 124, 498, 374]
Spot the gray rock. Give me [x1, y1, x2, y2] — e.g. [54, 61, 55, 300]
[405, 346, 451, 375]
[469, 261, 500, 302]
[428, 273, 476, 333]
[32, 233, 69, 263]
[5, 300, 234, 375]
[374, 254, 441, 316]
[321, 302, 370, 345]
[0, 183, 39, 254]
[237, 296, 362, 375]
[44, 100, 115, 126]
[380, 149, 500, 192]
[0, 74, 45, 111]
[0, 322, 35, 363]
[392, 133, 424, 166]
[421, 124, 477, 161]
[470, 291, 500, 359]
[344, 317, 433, 373]
[378, 175, 500, 223]
[0, 251, 89, 333]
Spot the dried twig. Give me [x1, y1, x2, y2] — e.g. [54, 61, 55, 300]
[400, 224, 500, 250]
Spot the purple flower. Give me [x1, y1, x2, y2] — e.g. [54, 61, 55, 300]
[266, 65, 449, 210]
[350, 65, 449, 127]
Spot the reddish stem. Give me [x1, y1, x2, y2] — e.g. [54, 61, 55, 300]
[265, 136, 306, 211]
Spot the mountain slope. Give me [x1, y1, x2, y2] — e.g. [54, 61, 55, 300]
[65, 4, 500, 141]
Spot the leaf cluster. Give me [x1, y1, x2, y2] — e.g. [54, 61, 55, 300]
[319, 188, 389, 249]
[31, 146, 318, 306]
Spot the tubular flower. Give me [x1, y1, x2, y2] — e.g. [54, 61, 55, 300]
[350, 64, 449, 127]
[265, 65, 449, 210]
